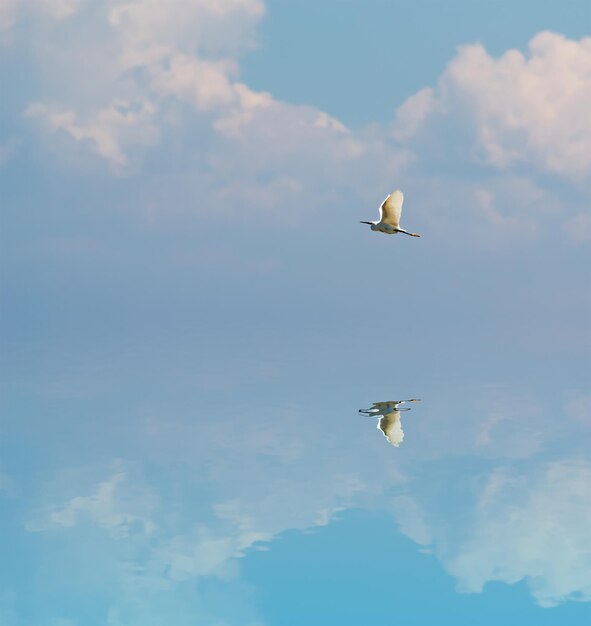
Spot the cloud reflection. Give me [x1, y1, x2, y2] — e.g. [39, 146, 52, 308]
[7, 388, 591, 624]
[444, 459, 591, 607]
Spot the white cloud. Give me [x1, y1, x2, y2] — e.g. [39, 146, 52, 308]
[27, 471, 158, 537]
[395, 32, 591, 179]
[26, 99, 159, 166]
[14, 0, 404, 207]
[149, 55, 239, 111]
[151, 522, 269, 582]
[108, 0, 265, 65]
[104, 0, 268, 126]
[391, 495, 433, 546]
[25, 402, 393, 589]
[392, 87, 436, 142]
[17, 0, 269, 169]
[441, 460, 591, 607]
[24, 444, 373, 624]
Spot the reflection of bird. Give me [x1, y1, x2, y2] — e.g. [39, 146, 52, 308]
[360, 190, 420, 237]
[359, 399, 421, 447]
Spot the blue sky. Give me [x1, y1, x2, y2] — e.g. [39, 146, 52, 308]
[1, 1, 590, 625]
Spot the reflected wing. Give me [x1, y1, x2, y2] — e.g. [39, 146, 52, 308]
[370, 400, 402, 411]
[378, 411, 404, 446]
[379, 190, 404, 228]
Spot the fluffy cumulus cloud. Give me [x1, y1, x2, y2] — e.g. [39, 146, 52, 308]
[14, 0, 399, 231]
[393, 32, 591, 179]
[2, 3, 589, 243]
[16, 0, 271, 169]
[4, 9, 586, 244]
[6, 0, 371, 182]
[106, 0, 268, 116]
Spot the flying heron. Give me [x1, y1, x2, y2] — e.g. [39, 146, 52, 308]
[360, 190, 420, 237]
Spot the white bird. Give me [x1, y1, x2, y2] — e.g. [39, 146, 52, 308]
[360, 190, 420, 237]
[359, 399, 421, 447]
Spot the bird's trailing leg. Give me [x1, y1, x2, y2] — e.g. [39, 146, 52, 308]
[396, 229, 421, 237]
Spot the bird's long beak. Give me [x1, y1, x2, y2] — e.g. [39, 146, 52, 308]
[360, 221, 373, 225]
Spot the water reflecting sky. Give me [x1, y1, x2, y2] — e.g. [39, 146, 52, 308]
[1, 2, 591, 625]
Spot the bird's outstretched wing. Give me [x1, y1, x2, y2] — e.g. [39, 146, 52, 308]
[369, 399, 419, 412]
[370, 400, 402, 411]
[378, 411, 404, 446]
[379, 190, 404, 228]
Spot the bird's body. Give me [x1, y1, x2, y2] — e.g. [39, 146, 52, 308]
[360, 190, 420, 237]
[359, 399, 421, 447]
[376, 411, 405, 446]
